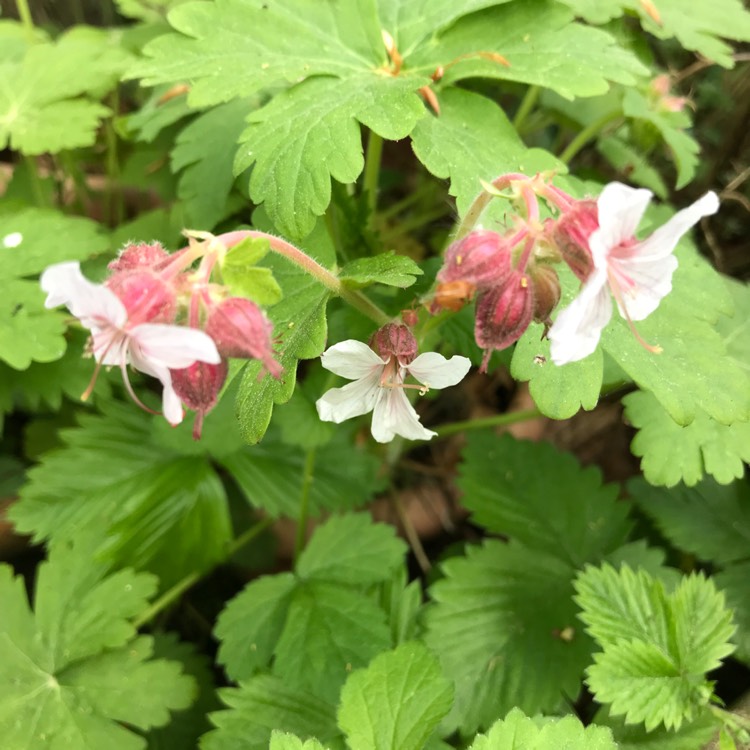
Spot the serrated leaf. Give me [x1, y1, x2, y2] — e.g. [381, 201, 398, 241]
[408, 0, 647, 100]
[270, 732, 331, 750]
[424, 539, 593, 734]
[715, 562, 750, 665]
[576, 564, 736, 730]
[458, 432, 631, 566]
[297, 514, 407, 585]
[0, 208, 108, 369]
[337, 642, 453, 750]
[411, 88, 560, 216]
[202, 676, 343, 750]
[624, 390, 750, 487]
[172, 99, 256, 229]
[219, 236, 283, 305]
[115, 0, 191, 22]
[0, 534, 194, 750]
[597, 135, 669, 199]
[469, 707, 617, 750]
[340, 252, 423, 289]
[629, 477, 750, 566]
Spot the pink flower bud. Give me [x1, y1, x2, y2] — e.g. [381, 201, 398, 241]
[438, 230, 512, 289]
[106, 270, 177, 324]
[370, 323, 418, 366]
[551, 200, 598, 281]
[108, 242, 170, 272]
[205, 297, 282, 377]
[475, 269, 534, 372]
[529, 264, 561, 324]
[171, 358, 229, 440]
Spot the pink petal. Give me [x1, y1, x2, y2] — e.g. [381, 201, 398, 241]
[129, 324, 221, 369]
[548, 270, 611, 365]
[407, 352, 471, 389]
[370, 388, 436, 443]
[320, 340, 386, 380]
[316, 369, 382, 423]
[592, 183, 652, 264]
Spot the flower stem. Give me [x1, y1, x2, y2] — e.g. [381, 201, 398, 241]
[15, 0, 35, 42]
[363, 131, 384, 221]
[294, 448, 316, 563]
[25, 155, 46, 208]
[559, 111, 623, 165]
[513, 85, 540, 132]
[435, 406, 543, 438]
[133, 516, 274, 629]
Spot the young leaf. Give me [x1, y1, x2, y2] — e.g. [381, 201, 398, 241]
[202, 676, 343, 750]
[339, 252, 423, 290]
[575, 564, 736, 730]
[0, 534, 194, 749]
[0, 207, 107, 369]
[469, 707, 617, 750]
[337, 642, 453, 750]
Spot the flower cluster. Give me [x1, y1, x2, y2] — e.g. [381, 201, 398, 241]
[41, 237, 281, 438]
[431, 175, 719, 367]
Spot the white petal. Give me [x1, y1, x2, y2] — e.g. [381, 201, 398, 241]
[370, 388, 436, 443]
[40, 261, 127, 328]
[407, 352, 471, 389]
[548, 270, 612, 365]
[593, 183, 653, 258]
[161, 376, 184, 426]
[316, 369, 381, 423]
[130, 324, 221, 369]
[320, 339, 386, 379]
[613, 254, 678, 321]
[629, 191, 719, 262]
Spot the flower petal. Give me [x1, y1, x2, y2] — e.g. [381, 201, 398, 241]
[129, 324, 221, 369]
[613, 254, 678, 321]
[316, 369, 381, 423]
[40, 261, 127, 329]
[320, 340, 386, 380]
[370, 387, 436, 443]
[407, 352, 471, 389]
[129, 352, 184, 425]
[593, 183, 653, 259]
[629, 191, 719, 262]
[548, 270, 611, 365]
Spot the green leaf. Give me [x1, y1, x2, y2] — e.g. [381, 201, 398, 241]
[235, 74, 426, 238]
[236, 216, 334, 443]
[411, 88, 559, 216]
[219, 236, 283, 305]
[424, 539, 593, 734]
[340, 252, 423, 289]
[0, 207, 107, 369]
[202, 676, 343, 750]
[115, 0, 191, 22]
[9, 401, 233, 589]
[629, 477, 750, 566]
[575, 564, 736, 730]
[457, 433, 631, 567]
[337, 642, 453, 750]
[624, 390, 750, 487]
[715, 562, 750, 665]
[171, 98, 257, 229]
[597, 135, 669, 199]
[270, 732, 331, 750]
[469, 708, 617, 750]
[407, 0, 647, 99]
[0, 534, 194, 750]
[297, 513, 407, 585]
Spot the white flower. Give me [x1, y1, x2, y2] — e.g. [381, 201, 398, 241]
[40, 261, 220, 424]
[549, 183, 719, 365]
[315, 339, 471, 443]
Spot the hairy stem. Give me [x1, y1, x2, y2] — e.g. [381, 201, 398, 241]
[435, 407, 543, 438]
[559, 111, 624, 165]
[294, 448, 317, 563]
[133, 517, 274, 629]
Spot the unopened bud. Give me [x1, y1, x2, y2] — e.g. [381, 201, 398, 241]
[205, 297, 282, 377]
[475, 269, 534, 371]
[109, 242, 170, 272]
[438, 230, 512, 290]
[529, 264, 561, 324]
[106, 270, 177, 324]
[370, 323, 418, 366]
[551, 201, 597, 281]
[171, 358, 228, 440]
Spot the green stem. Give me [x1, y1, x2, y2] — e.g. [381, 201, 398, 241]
[513, 85, 540, 132]
[15, 0, 35, 42]
[379, 181, 434, 221]
[105, 90, 123, 226]
[132, 517, 274, 629]
[363, 131, 384, 221]
[559, 111, 623, 165]
[25, 155, 46, 207]
[381, 206, 451, 243]
[435, 407, 543, 438]
[294, 448, 316, 563]
[324, 203, 348, 262]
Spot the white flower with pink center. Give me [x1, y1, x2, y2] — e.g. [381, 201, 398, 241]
[316, 331, 471, 443]
[548, 183, 719, 365]
[40, 261, 220, 424]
